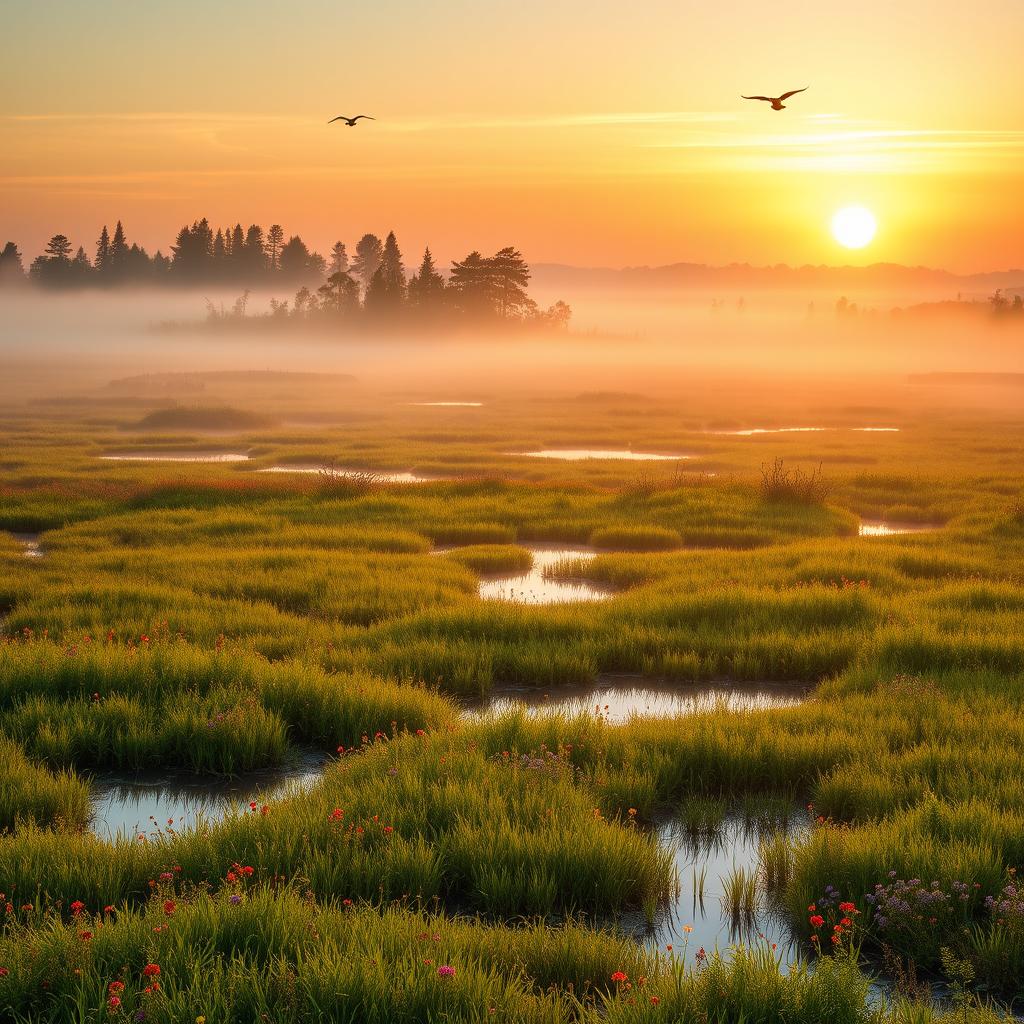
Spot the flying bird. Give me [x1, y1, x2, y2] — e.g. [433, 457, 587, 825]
[741, 87, 807, 111]
[328, 115, 376, 127]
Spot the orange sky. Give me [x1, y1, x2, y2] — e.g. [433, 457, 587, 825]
[4, 0, 1024, 271]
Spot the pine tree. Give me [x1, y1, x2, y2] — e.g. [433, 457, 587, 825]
[213, 229, 226, 264]
[230, 224, 245, 269]
[407, 247, 445, 308]
[109, 221, 129, 278]
[364, 231, 406, 313]
[266, 224, 285, 272]
[71, 246, 93, 282]
[278, 235, 317, 281]
[244, 225, 266, 275]
[448, 251, 495, 316]
[328, 242, 349, 276]
[94, 226, 111, 277]
[0, 241, 26, 286]
[351, 234, 383, 292]
[488, 247, 534, 319]
[317, 271, 360, 314]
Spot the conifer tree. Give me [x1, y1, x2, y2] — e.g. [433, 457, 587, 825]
[364, 231, 406, 312]
[94, 226, 111, 276]
[351, 233, 383, 292]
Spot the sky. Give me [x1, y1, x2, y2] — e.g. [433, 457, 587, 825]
[3, 0, 1024, 272]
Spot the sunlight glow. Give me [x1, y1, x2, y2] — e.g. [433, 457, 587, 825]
[831, 205, 878, 249]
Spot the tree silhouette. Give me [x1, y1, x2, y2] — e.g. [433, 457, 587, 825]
[317, 270, 360, 314]
[329, 242, 349, 276]
[351, 234, 383, 293]
[0, 241, 26, 286]
[407, 247, 445, 309]
[364, 231, 406, 313]
[108, 221, 129, 279]
[488, 247, 534, 319]
[95, 226, 111, 277]
[171, 219, 214, 281]
[448, 251, 494, 316]
[243, 225, 266, 275]
[266, 224, 285, 272]
[279, 235, 321, 282]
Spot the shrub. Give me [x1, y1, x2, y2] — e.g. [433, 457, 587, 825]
[760, 458, 831, 506]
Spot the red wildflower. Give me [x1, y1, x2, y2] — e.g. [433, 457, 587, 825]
[162, 899, 176, 916]
[0, 968, 8, 978]
[79, 931, 93, 941]
[650, 996, 661, 1006]
[109, 981, 125, 993]
[70, 900, 85, 916]
[809, 915, 825, 929]
[839, 901, 857, 914]
[108, 995, 122, 1011]
[142, 963, 161, 977]
[610, 971, 628, 983]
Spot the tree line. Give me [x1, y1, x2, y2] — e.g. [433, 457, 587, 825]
[0, 223, 570, 328]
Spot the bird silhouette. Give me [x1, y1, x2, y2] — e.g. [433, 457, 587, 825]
[741, 87, 807, 111]
[328, 115, 376, 127]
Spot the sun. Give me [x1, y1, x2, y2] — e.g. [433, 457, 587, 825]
[831, 206, 877, 249]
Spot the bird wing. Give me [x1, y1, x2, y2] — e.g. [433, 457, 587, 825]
[351, 115, 376, 121]
[328, 116, 351, 123]
[741, 95, 772, 102]
[778, 87, 808, 101]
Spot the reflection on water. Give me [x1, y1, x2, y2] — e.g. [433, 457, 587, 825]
[100, 452, 250, 462]
[11, 532, 43, 558]
[478, 546, 609, 604]
[258, 465, 439, 483]
[709, 427, 899, 436]
[89, 755, 324, 839]
[859, 519, 940, 537]
[624, 811, 809, 967]
[510, 449, 691, 461]
[482, 679, 807, 722]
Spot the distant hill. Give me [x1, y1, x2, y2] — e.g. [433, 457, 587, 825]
[531, 261, 1024, 298]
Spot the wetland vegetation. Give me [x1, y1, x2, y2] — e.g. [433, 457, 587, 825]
[1, 362, 1023, 1021]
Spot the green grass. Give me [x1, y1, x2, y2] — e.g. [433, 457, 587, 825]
[2, 380, 1024, 1016]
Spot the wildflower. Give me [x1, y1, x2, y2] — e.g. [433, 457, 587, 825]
[197, 1018, 206, 1024]
[163, 899, 176, 916]
[108, 995, 122, 1011]
[610, 971, 628, 983]
[230, 894, 242, 905]
[70, 900, 86, 916]
[382, 825, 394, 835]
[241, 865, 254, 876]
[838, 901, 857, 914]
[80, 931, 93, 941]
[650, 996, 661, 1006]
[142, 964, 161, 977]
[840, 917, 852, 927]
[159, 872, 173, 882]
[226, 872, 237, 883]
[809, 915, 824, 929]
[109, 982, 125, 994]
[682, 925, 693, 934]
[695, 948, 706, 962]
[437, 965, 456, 978]
[0, 968, 8, 978]
[260, 805, 269, 815]
[104, 905, 116, 915]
